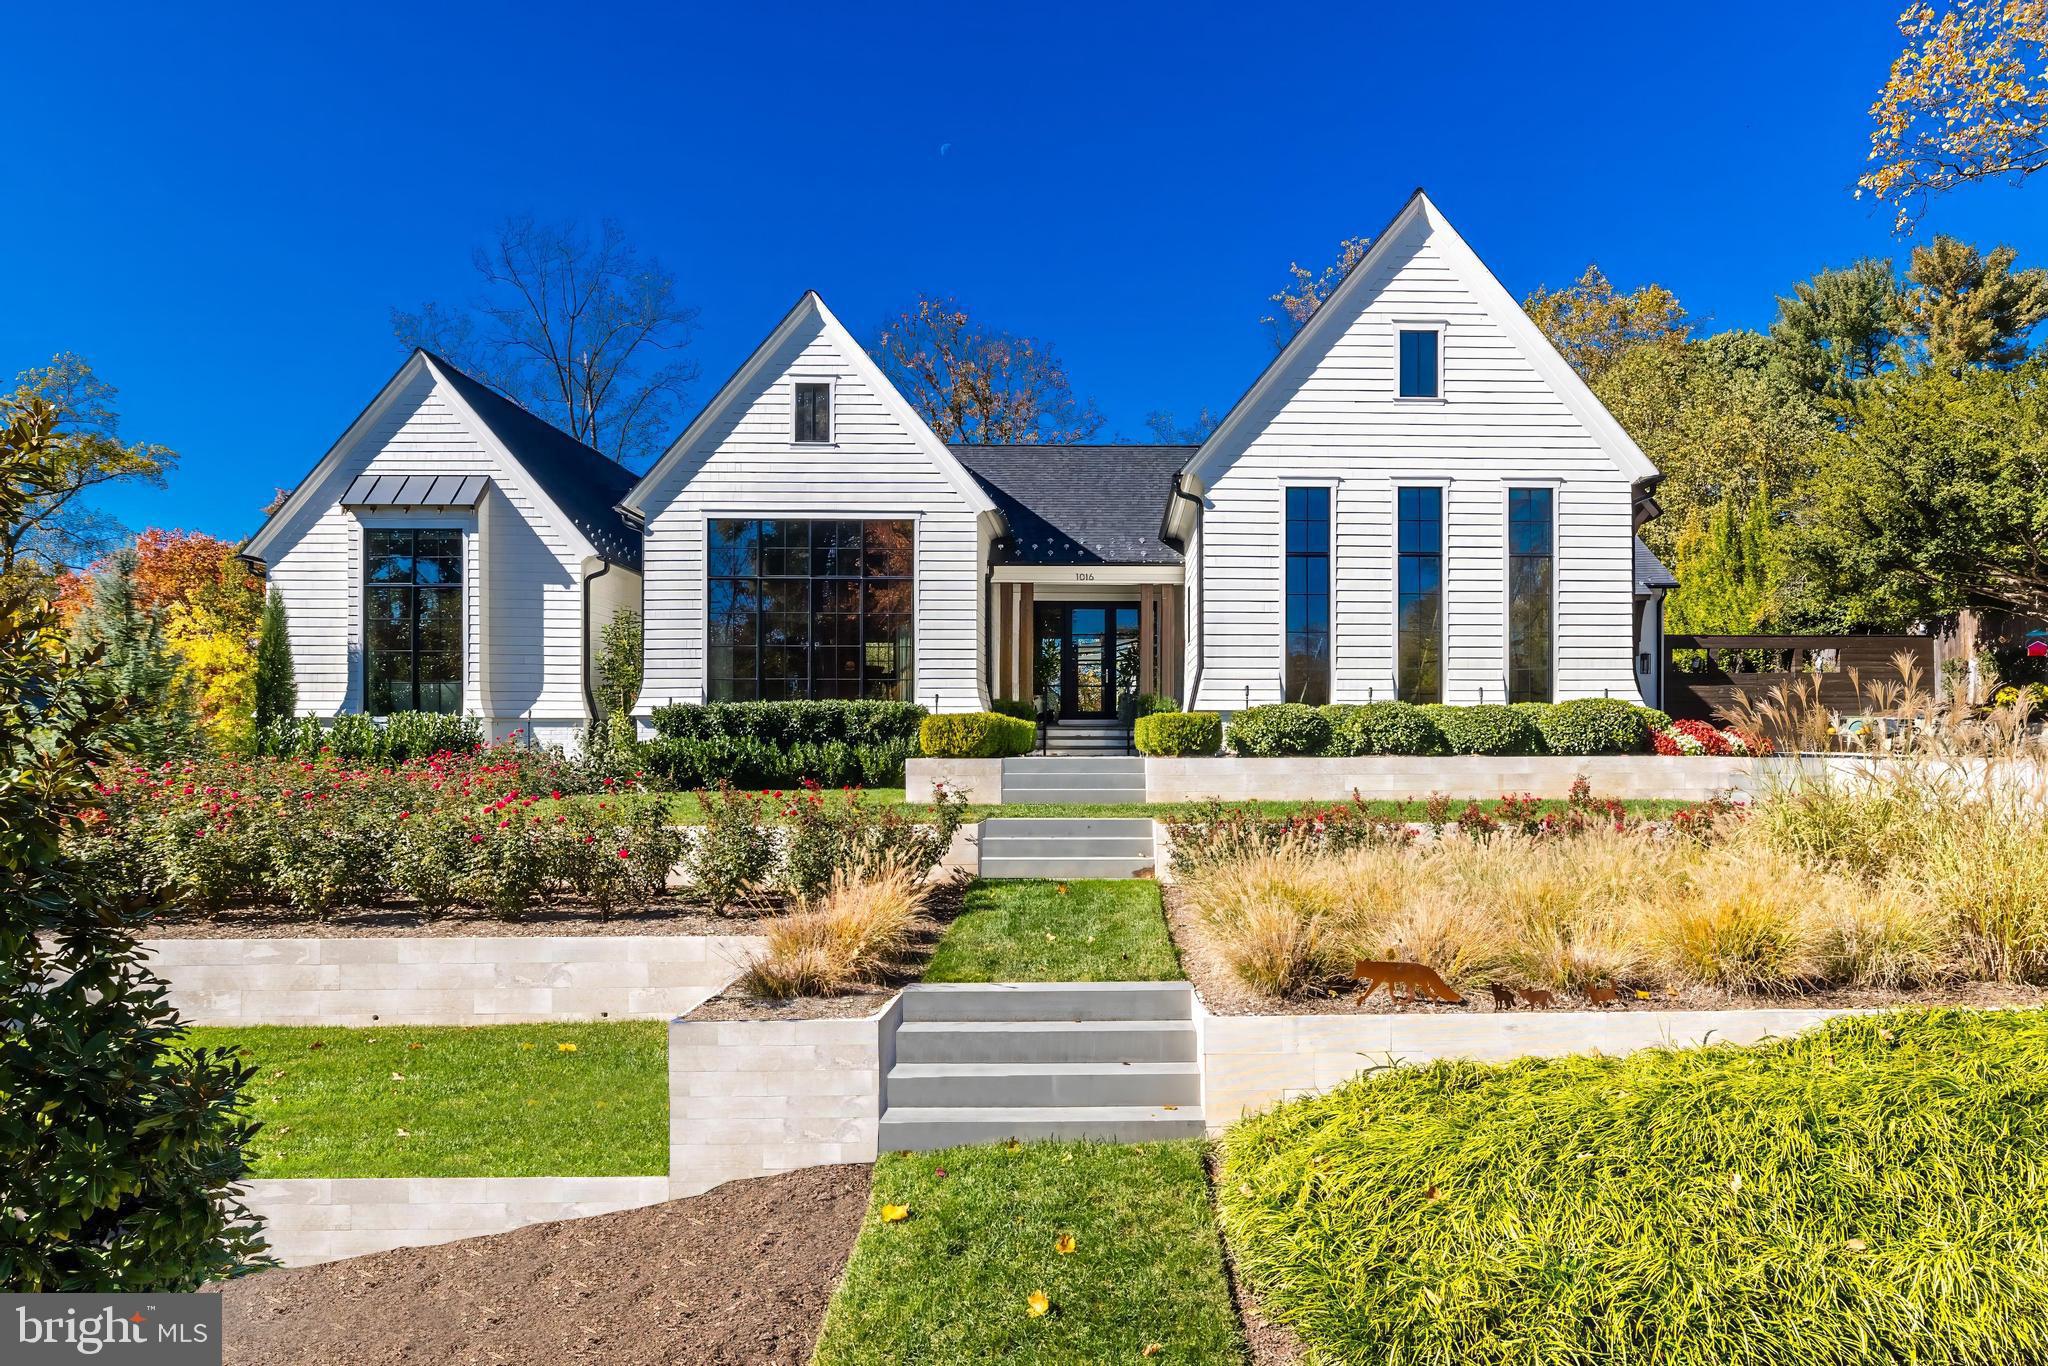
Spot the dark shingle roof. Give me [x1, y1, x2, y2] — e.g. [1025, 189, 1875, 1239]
[1635, 535, 1678, 591]
[425, 353, 643, 568]
[951, 444, 1191, 565]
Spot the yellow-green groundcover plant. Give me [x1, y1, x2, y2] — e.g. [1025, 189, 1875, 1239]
[1218, 1008, 2048, 1366]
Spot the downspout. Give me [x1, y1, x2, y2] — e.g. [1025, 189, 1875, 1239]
[1171, 476, 1206, 709]
[581, 558, 614, 726]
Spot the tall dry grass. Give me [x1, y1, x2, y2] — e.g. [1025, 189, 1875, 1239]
[740, 858, 933, 999]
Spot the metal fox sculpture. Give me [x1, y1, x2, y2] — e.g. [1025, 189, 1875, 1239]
[1353, 959, 1465, 1005]
[1486, 982, 1519, 1009]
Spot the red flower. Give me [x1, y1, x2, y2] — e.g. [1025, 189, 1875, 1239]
[398, 811, 411, 820]
[616, 848, 630, 859]
[470, 834, 485, 844]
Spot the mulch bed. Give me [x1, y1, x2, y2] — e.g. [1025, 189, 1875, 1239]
[144, 899, 783, 939]
[684, 877, 970, 1022]
[215, 1164, 872, 1365]
[1162, 884, 2048, 1017]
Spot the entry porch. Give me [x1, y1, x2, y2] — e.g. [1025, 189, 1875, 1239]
[987, 565, 1186, 721]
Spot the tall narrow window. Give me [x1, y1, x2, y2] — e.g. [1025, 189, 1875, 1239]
[1398, 328, 1440, 398]
[1396, 487, 1442, 702]
[364, 528, 463, 715]
[794, 382, 831, 443]
[1284, 486, 1331, 705]
[1507, 487, 1554, 703]
[707, 518, 914, 701]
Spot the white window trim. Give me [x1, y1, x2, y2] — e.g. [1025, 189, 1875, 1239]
[1392, 320, 1447, 403]
[1390, 479, 1449, 703]
[791, 377, 837, 446]
[1275, 478, 1340, 705]
[1501, 481, 1562, 706]
[352, 513, 477, 719]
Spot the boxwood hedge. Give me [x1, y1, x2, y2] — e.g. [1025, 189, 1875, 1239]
[1226, 703, 1330, 757]
[918, 711, 1036, 759]
[1135, 711, 1222, 756]
[1421, 702, 1545, 755]
[1321, 701, 1445, 756]
[1535, 696, 1653, 755]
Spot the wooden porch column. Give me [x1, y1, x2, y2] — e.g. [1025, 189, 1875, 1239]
[1138, 585, 1157, 696]
[1008, 583, 1034, 702]
[1160, 584, 1181, 701]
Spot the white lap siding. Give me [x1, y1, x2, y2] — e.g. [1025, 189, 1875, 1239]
[1190, 206, 1641, 710]
[635, 310, 988, 713]
[261, 368, 592, 731]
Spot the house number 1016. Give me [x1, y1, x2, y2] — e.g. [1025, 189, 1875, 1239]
[1074, 572, 1095, 581]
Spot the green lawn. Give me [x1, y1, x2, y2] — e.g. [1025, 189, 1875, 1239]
[186, 1022, 668, 1178]
[923, 879, 1183, 982]
[564, 791, 1690, 825]
[813, 1141, 1244, 1365]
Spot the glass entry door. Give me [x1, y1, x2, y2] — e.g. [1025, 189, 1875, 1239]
[1034, 603, 1140, 719]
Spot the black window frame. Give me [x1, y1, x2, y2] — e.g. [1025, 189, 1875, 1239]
[793, 382, 832, 444]
[1507, 486, 1555, 704]
[1397, 327, 1441, 399]
[1396, 486, 1443, 702]
[362, 526, 464, 716]
[707, 517, 914, 702]
[1283, 485, 1331, 705]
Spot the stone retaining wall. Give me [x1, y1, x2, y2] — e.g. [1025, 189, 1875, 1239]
[1198, 1004, 1864, 1129]
[147, 934, 763, 1026]
[243, 1176, 671, 1266]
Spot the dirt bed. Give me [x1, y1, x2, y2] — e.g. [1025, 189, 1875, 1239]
[1163, 885, 2048, 1017]
[215, 1164, 870, 1365]
[145, 900, 782, 939]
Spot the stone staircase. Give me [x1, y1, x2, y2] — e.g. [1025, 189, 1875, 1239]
[977, 817, 1154, 878]
[1001, 754, 1147, 804]
[878, 983, 1205, 1151]
[1039, 719, 1130, 755]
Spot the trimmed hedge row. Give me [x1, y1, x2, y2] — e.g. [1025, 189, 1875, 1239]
[257, 712, 484, 763]
[1135, 712, 1223, 756]
[919, 711, 1036, 758]
[647, 699, 925, 747]
[1227, 698, 1669, 758]
[641, 700, 926, 788]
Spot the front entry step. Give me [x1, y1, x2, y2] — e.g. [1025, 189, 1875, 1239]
[1001, 756, 1147, 805]
[977, 817, 1154, 879]
[880, 982, 1205, 1151]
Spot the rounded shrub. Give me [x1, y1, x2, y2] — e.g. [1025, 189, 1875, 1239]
[1322, 700, 1445, 756]
[1424, 703, 1545, 755]
[989, 698, 1039, 722]
[1319, 705, 1370, 756]
[1537, 697, 1653, 755]
[1135, 711, 1222, 756]
[917, 711, 1036, 759]
[1508, 703, 1555, 752]
[1227, 703, 1331, 757]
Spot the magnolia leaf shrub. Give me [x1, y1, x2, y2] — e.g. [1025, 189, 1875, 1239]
[1226, 703, 1330, 757]
[1135, 711, 1222, 756]
[918, 711, 1035, 758]
[1422, 703, 1544, 755]
[1535, 698, 1652, 755]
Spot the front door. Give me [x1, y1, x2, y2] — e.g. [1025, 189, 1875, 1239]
[1034, 603, 1140, 719]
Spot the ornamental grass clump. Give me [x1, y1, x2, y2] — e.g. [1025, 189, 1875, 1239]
[1218, 1008, 2048, 1366]
[740, 859, 933, 998]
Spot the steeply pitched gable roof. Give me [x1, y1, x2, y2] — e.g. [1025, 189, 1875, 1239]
[421, 353, 642, 568]
[953, 444, 1191, 565]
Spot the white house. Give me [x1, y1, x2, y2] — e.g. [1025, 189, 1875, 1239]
[244, 190, 1674, 744]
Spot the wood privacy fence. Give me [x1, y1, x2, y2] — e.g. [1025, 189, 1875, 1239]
[1663, 634, 1935, 722]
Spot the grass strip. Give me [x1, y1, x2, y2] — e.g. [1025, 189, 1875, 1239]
[813, 1140, 1243, 1365]
[185, 1022, 668, 1178]
[922, 879, 1183, 982]
[1217, 1007, 2048, 1365]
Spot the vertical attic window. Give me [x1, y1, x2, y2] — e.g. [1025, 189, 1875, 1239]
[794, 382, 832, 443]
[1397, 327, 1440, 399]
[364, 528, 463, 715]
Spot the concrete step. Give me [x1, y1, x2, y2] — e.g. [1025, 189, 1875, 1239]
[893, 1019, 1198, 1065]
[899, 981, 1192, 1022]
[976, 817, 1157, 839]
[885, 1061, 1202, 1108]
[1005, 757, 1144, 773]
[979, 835, 1153, 856]
[878, 1105, 1207, 1151]
[979, 856, 1155, 879]
[996, 791, 1150, 807]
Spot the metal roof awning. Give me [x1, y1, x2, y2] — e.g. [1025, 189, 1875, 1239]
[340, 473, 490, 508]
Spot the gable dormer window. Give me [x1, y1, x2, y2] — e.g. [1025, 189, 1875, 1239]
[794, 381, 832, 444]
[1397, 327, 1441, 399]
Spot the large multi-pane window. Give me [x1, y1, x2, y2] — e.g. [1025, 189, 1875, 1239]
[1396, 487, 1443, 702]
[1507, 487, 1554, 703]
[707, 518, 913, 701]
[364, 528, 463, 714]
[1283, 486, 1331, 705]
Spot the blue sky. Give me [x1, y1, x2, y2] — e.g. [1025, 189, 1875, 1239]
[3, 1, 2041, 546]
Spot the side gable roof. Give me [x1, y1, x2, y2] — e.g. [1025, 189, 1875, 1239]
[242, 350, 643, 569]
[1175, 189, 1660, 508]
[953, 444, 1190, 565]
[617, 291, 999, 522]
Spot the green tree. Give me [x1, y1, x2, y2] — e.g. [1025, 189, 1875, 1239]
[593, 607, 643, 748]
[1667, 490, 1782, 635]
[1904, 234, 2048, 368]
[1770, 259, 1908, 397]
[1523, 265, 1690, 383]
[1796, 361, 2048, 626]
[251, 584, 297, 741]
[73, 547, 198, 762]
[0, 395, 266, 1290]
